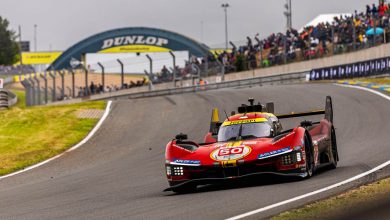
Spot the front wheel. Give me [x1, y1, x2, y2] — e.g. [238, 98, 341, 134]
[304, 133, 314, 178]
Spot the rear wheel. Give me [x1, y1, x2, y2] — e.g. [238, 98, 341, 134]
[304, 133, 314, 178]
[329, 126, 338, 169]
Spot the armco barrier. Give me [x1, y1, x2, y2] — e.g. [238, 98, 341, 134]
[4, 76, 14, 84]
[46, 53, 390, 105]
[95, 71, 308, 100]
[47, 53, 390, 105]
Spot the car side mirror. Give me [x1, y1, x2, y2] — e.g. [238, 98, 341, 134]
[270, 128, 275, 137]
[272, 121, 279, 131]
[175, 133, 188, 140]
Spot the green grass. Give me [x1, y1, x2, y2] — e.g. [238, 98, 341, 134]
[271, 178, 390, 220]
[0, 90, 106, 175]
[11, 90, 26, 108]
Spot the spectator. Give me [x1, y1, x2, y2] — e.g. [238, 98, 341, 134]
[379, 3, 386, 17]
[366, 5, 372, 16]
[372, 4, 378, 17]
[89, 81, 96, 94]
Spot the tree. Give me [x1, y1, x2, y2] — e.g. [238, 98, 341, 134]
[0, 16, 19, 65]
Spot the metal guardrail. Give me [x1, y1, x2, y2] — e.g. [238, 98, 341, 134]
[4, 76, 14, 84]
[100, 71, 308, 100]
[0, 76, 15, 85]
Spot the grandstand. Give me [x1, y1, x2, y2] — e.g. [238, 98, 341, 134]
[217, 2, 390, 73]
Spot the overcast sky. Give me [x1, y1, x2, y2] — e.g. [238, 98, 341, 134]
[0, 0, 376, 51]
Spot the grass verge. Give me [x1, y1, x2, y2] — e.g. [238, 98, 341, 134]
[271, 178, 390, 220]
[0, 90, 106, 176]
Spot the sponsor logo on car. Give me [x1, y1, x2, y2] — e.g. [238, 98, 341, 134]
[222, 118, 267, 126]
[172, 159, 201, 165]
[243, 141, 258, 145]
[258, 147, 291, 159]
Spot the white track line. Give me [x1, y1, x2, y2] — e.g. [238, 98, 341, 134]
[337, 83, 390, 101]
[226, 84, 390, 220]
[0, 100, 112, 181]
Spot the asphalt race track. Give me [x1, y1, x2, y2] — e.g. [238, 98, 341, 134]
[1, 83, 390, 220]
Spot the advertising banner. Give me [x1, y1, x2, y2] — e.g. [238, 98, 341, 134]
[21, 52, 62, 65]
[310, 57, 390, 80]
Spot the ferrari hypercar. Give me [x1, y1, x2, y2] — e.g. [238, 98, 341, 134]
[164, 96, 338, 193]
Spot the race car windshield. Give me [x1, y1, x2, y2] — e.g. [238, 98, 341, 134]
[217, 122, 272, 142]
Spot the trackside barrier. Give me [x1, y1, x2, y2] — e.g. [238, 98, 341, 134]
[0, 89, 18, 109]
[46, 53, 389, 105]
[96, 71, 308, 100]
[4, 76, 14, 84]
[8, 90, 18, 106]
[0, 90, 8, 109]
[309, 56, 390, 80]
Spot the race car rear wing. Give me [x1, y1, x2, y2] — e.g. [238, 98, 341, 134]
[276, 96, 333, 123]
[276, 110, 325, 119]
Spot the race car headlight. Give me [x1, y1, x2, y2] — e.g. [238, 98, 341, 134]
[173, 166, 184, 176]
[281, 153, 298, 165]
[296, 152, 302, 162]
[282, 154, 293, 165]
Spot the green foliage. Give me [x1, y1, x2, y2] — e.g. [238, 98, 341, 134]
[0, 16, 19, 65]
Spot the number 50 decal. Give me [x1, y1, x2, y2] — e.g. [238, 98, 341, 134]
[211, 146, 252, 161]
[218, 147, 244, 156]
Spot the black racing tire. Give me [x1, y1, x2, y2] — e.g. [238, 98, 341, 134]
[304, 132, 314, 178]
[172, 184, 197, 194]
[329, 126, 338, 169]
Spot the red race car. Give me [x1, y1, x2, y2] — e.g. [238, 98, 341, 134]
[164, 96, 338, 193]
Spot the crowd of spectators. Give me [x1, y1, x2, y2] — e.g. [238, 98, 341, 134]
[153, 61, 206, 83]
[75, 78, 148, 98]
[215, 2, 390, 73]
[0, 65, 35, 75]
[153, 65, 173, 83]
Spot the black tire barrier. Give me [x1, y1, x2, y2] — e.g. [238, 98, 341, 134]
[0, 90, 17, 109]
